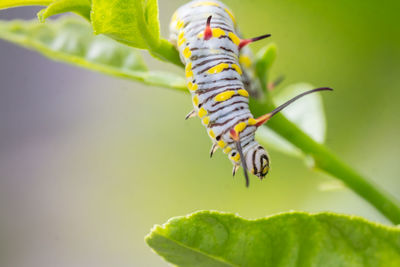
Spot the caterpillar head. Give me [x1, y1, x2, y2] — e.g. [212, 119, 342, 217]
[229, 142, 270, 185]
[229, 129, 270, 186]
[230, 87, 333, 186]
[245, 145, 270, 179]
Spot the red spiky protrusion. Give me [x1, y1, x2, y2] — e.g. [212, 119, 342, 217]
[204, 16, 212, 40]
[255, 113, 272, 127]
[229, 128, 239, 141]
[239, 34, 271, 50]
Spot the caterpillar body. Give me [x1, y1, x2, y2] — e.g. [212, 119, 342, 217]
[169, 0, 332, 186]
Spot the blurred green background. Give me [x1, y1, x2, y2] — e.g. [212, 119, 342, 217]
[0, 0, 399, 266]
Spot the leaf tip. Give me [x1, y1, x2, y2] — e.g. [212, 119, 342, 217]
[144, 224, 161, 244]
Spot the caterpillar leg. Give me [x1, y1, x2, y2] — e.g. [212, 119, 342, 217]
[232, 165, 239, 177]
[185, 110, 196, 120]
[210, 143, 218, 158]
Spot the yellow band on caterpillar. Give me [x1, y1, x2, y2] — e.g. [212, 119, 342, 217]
[208, 129, 216, 139]
[212, 28, 225, 38]
[207, 63, 230, 74]
[198, 107, 208, 118]
[217, 140, 226, 148]
[188, 82, 198, 91]
[223, 146, 232, 154]
[183, 46, 191, 58]
[224, 8, 236, 25]
[231, 64, 242, 75]
[185, 62, 193, 78]
[239, 56, 252, 68]
[214, 90, 235, 102]
[228, 32, 240, 46]
[234, 122, 247, 133]
[237, 89, 249, 97]
[192, 95, 199, 106]
[248, 118, 257, 125]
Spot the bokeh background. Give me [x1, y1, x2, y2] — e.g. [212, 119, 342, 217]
[1, 0, 399, 266]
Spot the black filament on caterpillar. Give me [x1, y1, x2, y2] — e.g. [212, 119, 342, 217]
[169, 0, 332, 187]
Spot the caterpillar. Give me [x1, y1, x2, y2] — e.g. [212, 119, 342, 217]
[169, 0, 332, 186]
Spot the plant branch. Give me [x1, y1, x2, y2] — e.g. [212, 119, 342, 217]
[158, 39, 400, 224]
[250, 98, 400, 224]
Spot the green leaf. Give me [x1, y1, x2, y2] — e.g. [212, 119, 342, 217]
[0, 0, 52, 10]
[91, 0, 158, 49]
[0, 17, 186, 91]
[144, 0, 160, 41]
[37, 0, 91, 22]
[257, 83, 327, 158]
[91, 0, 182, 66]
[146, 211, 400, 267]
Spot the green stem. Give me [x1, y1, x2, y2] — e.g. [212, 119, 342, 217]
[159, 39, 400, 224]
[251, 99, 400, 224]
[0, 1, 52, 10]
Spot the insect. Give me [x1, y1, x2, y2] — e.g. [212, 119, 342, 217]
[169, 0, 332, 187]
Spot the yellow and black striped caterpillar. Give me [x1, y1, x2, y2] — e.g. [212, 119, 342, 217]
[170, 0, 331, 186]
